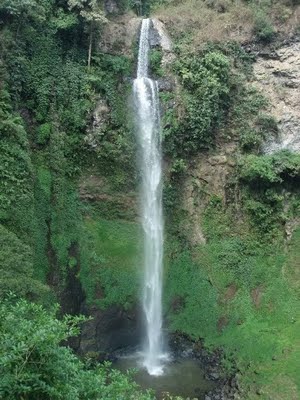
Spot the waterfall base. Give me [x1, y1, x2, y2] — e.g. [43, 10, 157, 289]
[113, 353, 216, 399]
[142, 351, 170, 376]
[110, 334, 238, 400]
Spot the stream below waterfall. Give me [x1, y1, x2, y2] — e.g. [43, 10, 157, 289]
[113, 356, 217, 399]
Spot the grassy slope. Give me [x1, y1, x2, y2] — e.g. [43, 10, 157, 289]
[154, 0, 300, 48]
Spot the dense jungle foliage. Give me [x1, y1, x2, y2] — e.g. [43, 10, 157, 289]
[0, 0, 142, 397]
[1, 0, 300, 399]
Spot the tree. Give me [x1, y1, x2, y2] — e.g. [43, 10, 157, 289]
[0, 296, 155, 400]
[0, 0, 47, 24]
[68, 0, 107, 70]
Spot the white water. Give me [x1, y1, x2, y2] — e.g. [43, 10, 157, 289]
[133, 18, 165, 376]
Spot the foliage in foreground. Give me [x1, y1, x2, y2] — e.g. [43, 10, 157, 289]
[0, 296, 154, 400]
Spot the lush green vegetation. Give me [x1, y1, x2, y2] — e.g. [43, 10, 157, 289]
[164, 204, 300, 399]
[0, 0, 135, 296]
[158, 3, 300, 397]
[0, 296, 154, 400]
[0, 2, 140, 398]
[149, 48, 163, 77]
[162, 2, 300, 400]
[80, 216, 142, 308]
[1, 0, 300, 399]
[164, 50, 231, 155]
[161, 40, 276, 164]
[238, 151, 300, 235]
[239, 151, 300, 184]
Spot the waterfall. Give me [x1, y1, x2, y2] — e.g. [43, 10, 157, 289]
[133, 18, 165, 376]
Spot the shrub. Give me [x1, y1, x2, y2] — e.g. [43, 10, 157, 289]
[239, 151, 300, 184]
[238, 151, 300, 232]
[0, 225, 48, 298]
[36, 122, 51, 145]
[253, 9, 275, 42]
[164, 50, 231, 155]
[240, 128, 264, 152]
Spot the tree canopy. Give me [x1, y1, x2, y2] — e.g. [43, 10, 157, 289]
[0, 296, 154, 400]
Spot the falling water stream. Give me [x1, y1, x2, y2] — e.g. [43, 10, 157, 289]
[133, 18, 165, 376]
[112, 18, 219, 399]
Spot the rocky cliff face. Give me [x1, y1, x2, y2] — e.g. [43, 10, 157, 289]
[181, 151, 237, 246]
[79, 304, 141, 358]
[98, 14, 140, 56]
[78, 18, 300, 352]
[150, 18, 173, 64]
[253, 39, 300, 154]
[179, 37, 300, 246]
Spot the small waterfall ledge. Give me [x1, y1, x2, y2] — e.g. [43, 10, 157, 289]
[133, 18, 166, 376]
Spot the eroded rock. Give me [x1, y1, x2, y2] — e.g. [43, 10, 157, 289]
[250, 285, 264, 309]
[217, 316, 229, 333]
[285, 217, 300, 241]
[208, 155, 228, 166]
[151, 18, 172, 52]
[150, 18, 175, 68]
[253, 41, 300, 153]
[104, 0, 118, 14]
[219, 283, 238, 305]
[157, 76, 176, 92]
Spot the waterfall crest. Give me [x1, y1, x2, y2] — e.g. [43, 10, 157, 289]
[133, 18, 165, 376]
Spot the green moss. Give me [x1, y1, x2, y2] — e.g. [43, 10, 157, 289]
[0, 224, 49, 299]
[32, 165, 51, 282]
[164, 250, 219, 338]
[0, 103, 35, 242]
[80, 217, 142, 309]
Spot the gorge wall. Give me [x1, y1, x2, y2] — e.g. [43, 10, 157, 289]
[76, 7, 300, 399]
